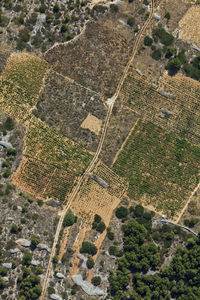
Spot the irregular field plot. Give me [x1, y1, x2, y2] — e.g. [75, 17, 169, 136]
[12, 157, 75, 202]
[121, 68, 200, 145]
[113, 120, 200, 217]
[0, 53, 48, 121]
[25, 118, 92, 176]
[36, 71, 106, 152]
[179, 6, 200, 47]
[0, 53, 92, 201]
[93, 162, 127, 198]
[100, 106, 139, 166]
[71, 179, 121, 226]
[45, 20, 133, 98]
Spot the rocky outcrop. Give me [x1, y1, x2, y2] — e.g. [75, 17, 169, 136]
[72, 274, 105, 297]
[16, 239, 31, 247]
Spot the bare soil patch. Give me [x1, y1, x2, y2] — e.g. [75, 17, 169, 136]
[81, 113, 102, 136]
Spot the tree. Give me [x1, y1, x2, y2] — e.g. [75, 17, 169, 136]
[115, 206, 128, 219]
[80, 241, 97, 256]
[61, 24, 67, 33]
[133, 205, 144, 217]
[3, 168, 11, 178]
[86, 257, 94, 269]
[96, 221, 106, 233]
[0, 267, 8, 276]
[63, 212, 76, 227]
[166, 57, 182, 73]
[144, 36, 153, 46]
[92, 276, 101, 286]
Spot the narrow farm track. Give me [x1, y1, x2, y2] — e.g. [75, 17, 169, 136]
[40, 2, 154, 298]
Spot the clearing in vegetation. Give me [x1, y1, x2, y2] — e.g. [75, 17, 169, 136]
[0, 53, 92, 201]
[179, 6, 200, 47]
[113, 120, 200, 218]
[120, 67, 200, 146]
[45, 20, 134, 98]
[81, 113, 102, 136]
[36, 70, 106, 152]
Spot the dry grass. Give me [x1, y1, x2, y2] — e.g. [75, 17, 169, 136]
[179, 6, 200, 47]
[81, 113, 102, 135]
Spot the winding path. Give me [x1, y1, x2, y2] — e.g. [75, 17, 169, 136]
[40, 1, 154, 298]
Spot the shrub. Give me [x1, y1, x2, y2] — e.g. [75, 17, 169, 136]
[7, 148, 17, 156]
[166, 57, 182, 73]
[184, 218, 199, 228]
[110, 3, 119, 12]
[0, 276, 6, 289]
[0, 267, 8, 276]
[53, 4, 59, 13]
[107, 229, 115, 240]
[80, 241, 97, 256]
[19, 28, 30, 43]
[10, 224, 22, 234]
[2, 161, 9, 168]
[52, 255, 58, 264]
[127, 17, 135, 27]
[151, 48, 162, 60]
[86, 257, 94, 269]
[39, 5, 46, 13]
[31, 236, 40, 247]
[165, 12, 171, 20]
[153, 27, 174, 46]
[61, 24, 68, 33]
[22, 252, 32, 266]
[37, 199, 43, 207]
[3, 117, 14, 131]
[3, 168, 11, 178]
[92, 276, 101, 286]
[63, 212, 76, 227]
[144, 36, 153, 46]
[115, 206, 128, 219]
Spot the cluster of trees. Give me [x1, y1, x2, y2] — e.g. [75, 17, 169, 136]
[108, 204, 200, 299]
[92, 214, 106, 233]
[80, 241, 97, 256]
[183, 55, 200, 81]
[17, 267, 42, 300]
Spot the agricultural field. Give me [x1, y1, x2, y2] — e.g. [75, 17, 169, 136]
[0, 53, 93, 202]
[113, 120, 200, 218]
[0, 53, 48, 122]
[120, 67, 200, 146]
[36, 70, 106, 152]
[100, 104, 139, 166]
[178, 6, 200, 47]
[45, 19, 134, 98]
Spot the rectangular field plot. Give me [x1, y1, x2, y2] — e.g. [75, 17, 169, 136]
[121, 69, 200, 146]
[113, 120, 200, 218]
[25, 117, 92, 176]
[0, 53, 48, 121]
[13, 157, 74, 202]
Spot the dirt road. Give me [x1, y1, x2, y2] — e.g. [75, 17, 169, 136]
[40, 1, 154, 298]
